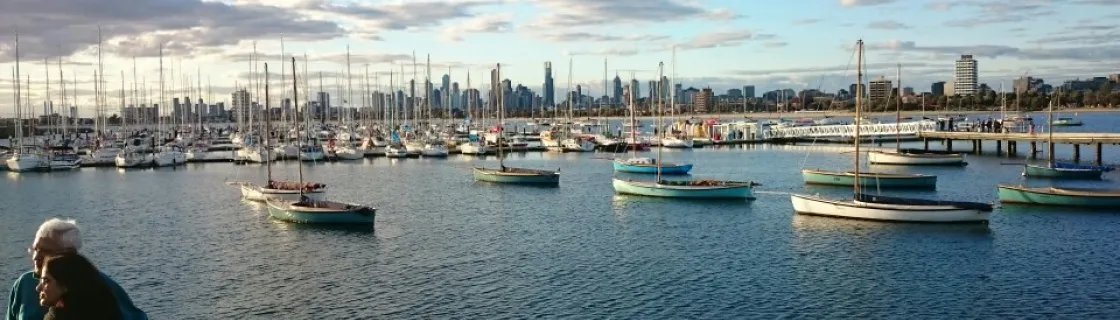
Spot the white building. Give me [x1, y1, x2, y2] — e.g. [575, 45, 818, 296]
[954, 55, 977, 96]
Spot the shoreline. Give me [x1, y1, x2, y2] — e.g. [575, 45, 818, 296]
[506, 108, 1116, 121]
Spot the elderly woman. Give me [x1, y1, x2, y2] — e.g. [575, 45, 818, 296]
[36, 253, 122, 320]
[5, 218, 147, 320]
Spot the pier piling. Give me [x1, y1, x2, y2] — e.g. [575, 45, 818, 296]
[1048, 141, 1054, 162]
[1030, 142, 1037, 159]
[924, 139, 929, 151]
[1074, 144, 1081, 162]
[1009, 141, 1017, 158]
[996, 140, 1003, 156]
[946, 139, 953, 151]
[1096, 143, 1103, 165]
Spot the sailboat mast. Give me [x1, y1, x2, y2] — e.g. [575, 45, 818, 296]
[656, 62, 664, 181]
[496, 63, 504, 167]
[896, 63, 901, 150]
[264, 63, 273, 181]
[628, 72, 636, 159]
[291, 57, 304, 196]
[854, 40, 864, 197]
[1048, 91, 1054, 166]
[13, 33, 21, 147]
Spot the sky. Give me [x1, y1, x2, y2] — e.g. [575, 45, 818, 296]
[0, 0, 1118, 116]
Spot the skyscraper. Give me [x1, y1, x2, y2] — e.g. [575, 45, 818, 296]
[630, 79, 640, 100]
[612, 75, 623, 104]
[544, 62, 555, 107]
[441, 74, 450, 101]
[743, 85, 756, 99]
[954, 55, 978, 96]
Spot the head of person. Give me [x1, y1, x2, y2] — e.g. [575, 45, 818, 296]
[29, 218, 82, 276]
[36, 253, 104, 307]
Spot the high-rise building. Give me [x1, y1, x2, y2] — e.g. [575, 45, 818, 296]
[695, 88, 714, 111]
[612, 75, 623, 104]
[231, 89, 251, 118]
[630, 79, 640, 100]
[451, 82, 461, 110]
[902, 87, 914, 96]
[727, 89, 743, 98]
[931, 81, 946, 96]
[954, 55, 978, 96]
[441, 74, 450, 101]
[743, 85, 755, 99]
[659, 76, 670, 100]
[869, 76, 893, 102]
[544, 62, 555, 107]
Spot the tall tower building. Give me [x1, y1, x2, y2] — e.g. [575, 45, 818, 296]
[630, 79, 641, 100]
[612, 75, 623, 104]
[544, 62, 555, 107]
[954, 55, 978, 96]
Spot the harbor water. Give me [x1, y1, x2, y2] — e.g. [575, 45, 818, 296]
[3, 114, 1120, 318]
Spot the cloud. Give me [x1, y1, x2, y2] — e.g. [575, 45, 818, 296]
[527, 0, 739, 30]
[440, 12, 514, 42]
[765, 41, 789, 48]
[938, 0, 1058, 27]
[839, 0, 897, 7]
[678, 30, 775, 50]
[867, 20, 912, 30]
[538, 32, 670, 43]
[1029, 32, 1120, 45]
[565, 48, 642, 57]
[219, 51, 414, 66]
[866, 40, 1120, 62]
[0, 0, 345, 61]
[793, 18, 822, 25]
[1073, 0, 1120, 4]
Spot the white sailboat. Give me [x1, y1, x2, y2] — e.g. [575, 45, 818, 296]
[233, 62, 326, 202]
[790, 40, 991, 223]
[867, 63, 964, 166]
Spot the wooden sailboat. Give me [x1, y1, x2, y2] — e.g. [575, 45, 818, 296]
[613, 68, 692, 175]
[613, 62, 753, 199]
[1022, 95, 1110, 179]
[267, 58, 375, 224]
[791, 40, 991, 223]
[232, 62, 326, 202]
[473, 63, 560, 185]
[867, 63, 965, 166]
[803, 61, 939, 189]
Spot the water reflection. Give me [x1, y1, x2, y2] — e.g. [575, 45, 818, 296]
[791, 213, 992, 238]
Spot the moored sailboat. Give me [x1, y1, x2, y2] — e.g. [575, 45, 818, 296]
[867, 63, 965, 166]
[230, 63, 326, 202]
[997, 185, 1120, 208]
[790, 40, 990, 223]
[801, 169, 936, 189]
[1023, 96, 1109, 179]
[612, 62, 753, 199]
[473, 63, 560, 185]
[266, 57, 373, 225]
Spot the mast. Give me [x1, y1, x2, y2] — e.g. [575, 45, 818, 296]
[628, 71, 637, 159]
[656, 62, 664, 181]
[496, 63, 504, 168]
[264, 63, 273, 181]
[318, 71, 325, 126]
[58, 56, 66, 137]
[896, 63, 901, 150]
[1048, 90, 1054, 166]
[14, 33, 21, 147]
[854, 40, 863, 197]
[291, 57, 304, 196]
[44, 57, 50, 140]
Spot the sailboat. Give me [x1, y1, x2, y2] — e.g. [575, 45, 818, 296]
[473, 63, 560, 185]
[613, 68, 692, 175]
[232, 63, 326, 202]
[803, 62, 938, 189]
[6, 33, 49, 172]
[791, 40, 991, 223]
[867, 63, 965, 166]
[266, 57, 375, 224]
[1021, 94, 1110, 179]
[612, 62, 753, 199]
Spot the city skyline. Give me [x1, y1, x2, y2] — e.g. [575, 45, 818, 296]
[1, 0, 1119, 115]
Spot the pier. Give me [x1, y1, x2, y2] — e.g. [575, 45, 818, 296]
[916, 131, 1120, 165]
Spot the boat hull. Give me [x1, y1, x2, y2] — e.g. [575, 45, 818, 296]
[997, 185, 1120, 208]
[612, 161, 692, 174]
[790, 194, 989, 223]
[266, 199, 375, 224]
[801, 169, 936, 189]
[1023, 164, 1102, 179]
[239, 184, 326, 202]
[6, 155, 47, 172]
[612, 179, 754, 199]
[868, 150, 965, 166]
[473, 168, 560, 185]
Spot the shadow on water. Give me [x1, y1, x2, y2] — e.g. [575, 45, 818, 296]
[999, 203, 1120, 215]
[471, 181, 561, 189]
[791, 213, 993, 238]
[266, 219, 377, 235]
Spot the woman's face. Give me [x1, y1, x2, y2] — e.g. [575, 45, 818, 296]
[35, 266, 66, 307]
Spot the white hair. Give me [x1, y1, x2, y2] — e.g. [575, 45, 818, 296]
[35, 218, 82, 251]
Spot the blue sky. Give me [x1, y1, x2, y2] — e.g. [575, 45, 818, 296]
[0, 0, 1118, 115]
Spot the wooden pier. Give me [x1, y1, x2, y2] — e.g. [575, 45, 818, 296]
[916, 131, 1120, 165]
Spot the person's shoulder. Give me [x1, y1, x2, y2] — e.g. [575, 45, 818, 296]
[11, 271, 35, 286]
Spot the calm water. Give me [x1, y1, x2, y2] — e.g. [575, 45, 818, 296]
[3, 115, 1120, 318]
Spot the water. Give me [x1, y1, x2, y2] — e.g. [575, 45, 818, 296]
[4, 121, 1120, 318]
